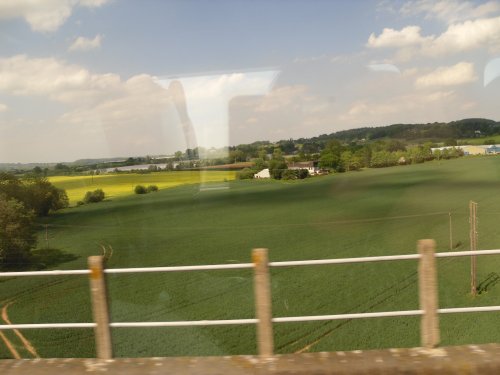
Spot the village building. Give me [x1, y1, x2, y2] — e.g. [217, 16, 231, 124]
[254, 168, 271, 179]
[287, 161, 320, 175]
[431, 145, 500, 156]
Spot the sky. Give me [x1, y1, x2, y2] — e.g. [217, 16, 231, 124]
[1, 0, 500, 163]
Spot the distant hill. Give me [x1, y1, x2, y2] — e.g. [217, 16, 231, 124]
[2, 118, 499, 170]
[296, 118, 500, 144]
[70, 157, 127, 166]
[0, 162, 55, 171]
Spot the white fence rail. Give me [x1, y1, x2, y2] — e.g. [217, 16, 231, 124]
[1, 242, 500, 358]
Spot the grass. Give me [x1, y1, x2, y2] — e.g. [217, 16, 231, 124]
[48, 171, 236, 204]
[459, 134, 500, 145]
[1, 156, 500, 358]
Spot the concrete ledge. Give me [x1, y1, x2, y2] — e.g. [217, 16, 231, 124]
[2, 344, 500, 374]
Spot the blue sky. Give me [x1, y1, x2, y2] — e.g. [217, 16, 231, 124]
[1, 0, 500, 162]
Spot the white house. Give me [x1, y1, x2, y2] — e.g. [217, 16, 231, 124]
[287, 161, 320, 175]
[254, 168, 270, 179]
[431, 145, 500, 156]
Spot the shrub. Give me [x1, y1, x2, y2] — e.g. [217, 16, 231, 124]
[134, 185, 147, 194]
[281, 169, 298, 180]
[297, 169, 309, 179]
[83, 189, 105, 203]
[0, 195, 36, 268]
[76, 200, 84, 206]
[146, 185, 159, 192]
[237, 168, 255, 180]
[270, 168, 285, 180]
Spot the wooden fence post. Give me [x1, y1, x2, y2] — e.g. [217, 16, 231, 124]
[252, 248, 274, 358]
[469, 201, 478, 296]
[88, 256, 113, 359]
[418, 239, 440, 349]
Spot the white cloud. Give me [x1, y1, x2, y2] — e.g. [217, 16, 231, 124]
[60, 74, 170, 130]
[0, 103, 7, 112]
[367, 63, 401, 73]
[400, 0, 500, 24]
[178, 72, 277, 102]
[415, 62, 477, 89]
[79, 0, 109, 6]
[0, 54, 170, 134]
[425, 16, 500, 55]
[293, 54, 328, 63]
[368, 16, 500, 57]
[0, 0, 110, 32]
[255, 86, 309, 112]
[339, 90, 459, 125]
[367, 26, 431, 48]
[0, 55, 121, 103]
[69, 34, 102, 51]
[0, 56, 279, 159]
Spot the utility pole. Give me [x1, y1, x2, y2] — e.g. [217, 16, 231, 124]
[449, 212, 453, 250]
[469, 201, 478, 296]
[45, 224, 49, 249]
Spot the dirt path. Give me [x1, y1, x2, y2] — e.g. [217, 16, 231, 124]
[1, 302, 40, 358]
[0, 330, 21, 359]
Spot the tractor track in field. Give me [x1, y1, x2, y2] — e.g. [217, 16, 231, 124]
[278, 270, 419, 353]
[1, 302, 40, 358]
[293, 273, 419, 353]
[0, 330, 21, 359]
[0, 276, 79, 358]
[286, 256, 458, 353]
[0, 277, 70, 303]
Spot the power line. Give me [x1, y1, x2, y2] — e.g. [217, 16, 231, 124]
[35, 211, 458, 231]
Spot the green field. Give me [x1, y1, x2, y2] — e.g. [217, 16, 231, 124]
[459, 134, 500, 145]
[1, 157, 500, 359]
[48, 170, 236, 204]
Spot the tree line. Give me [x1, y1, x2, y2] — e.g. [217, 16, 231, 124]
[0, 172, 68, 268]
[2, 117, 495, 177]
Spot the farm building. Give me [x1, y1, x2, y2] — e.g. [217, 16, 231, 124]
[486, 145, 500, 154]
[254, 168, 270, 179]
[288, 161, 320, 175]
[460, 146, 488, 155]
[430, 145, 500, 156]
[101, 163, 174, 173]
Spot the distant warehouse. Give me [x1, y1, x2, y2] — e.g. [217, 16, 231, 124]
[431, 145, 500, 155]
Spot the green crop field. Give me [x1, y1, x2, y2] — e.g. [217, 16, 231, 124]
[48, 170, 236, 205]
[459, 134, 500, 145]
[1, 156, 500, 359]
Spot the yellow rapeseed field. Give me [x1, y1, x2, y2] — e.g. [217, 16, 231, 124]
[49, 171, 236, 204]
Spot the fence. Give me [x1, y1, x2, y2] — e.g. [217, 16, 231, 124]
[2, 239, 500, 359]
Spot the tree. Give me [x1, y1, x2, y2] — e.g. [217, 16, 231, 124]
[319, 140, 343, 171]
[237, 168, 255, 179]
[134, 185, 147, 194]
[1, 174, 68, 217]
[23, 177, 69, 216]
[370, 150, 398, 168]
[229, 149, 246, 163]
[340, 151, 353, 172]
[268, 148, 287, 179]
[0, 195, 36, 268]
[279, 139, 296, 154]
[83, 189, 105, 203]
[0, 172, 25, 202]
[54, 163, 70, 174]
